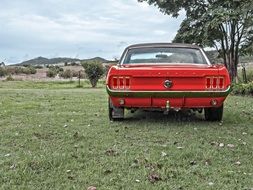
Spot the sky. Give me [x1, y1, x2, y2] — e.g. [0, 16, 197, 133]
[0, 0, 184, 64]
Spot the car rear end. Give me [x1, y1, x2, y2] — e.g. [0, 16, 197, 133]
[106, 43, 231, 121]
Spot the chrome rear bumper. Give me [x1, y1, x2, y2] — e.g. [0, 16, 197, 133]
[106, 85, 231, 98]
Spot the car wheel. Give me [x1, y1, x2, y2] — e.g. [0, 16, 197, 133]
[204, 104, 223, 121]
[108, 98, 124, 121]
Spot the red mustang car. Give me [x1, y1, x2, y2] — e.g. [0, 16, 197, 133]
[106, 43, 231, 121]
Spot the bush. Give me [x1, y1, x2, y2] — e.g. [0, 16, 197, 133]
[0, 67, 7, 77]
[6, 67, 16, 75]
[46, 69, 57, 78]
[14, 67, 24, 74]
[35, 65, 43, 69]
[81, 61, 105, 87]
[237, 68, 253, 83]
[72, 70, 85, 78]
[48, 66, 63, 73]
[59, 69, 73, 79]
[70, 62, 78, 66]
[29, 66, 37, 74]
[5, 75, 15, 81]
[232, 82, 253, 96]
[22, 67, 32, 75]
[46, 66, 63, 78]
[246, 70, 253, 82]
[5, 66, 37, 75]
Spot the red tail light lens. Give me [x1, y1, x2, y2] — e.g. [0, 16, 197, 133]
[219, 77, 224, 89]
[111, 76, 130, 90]
[213, 77, 217, 88]
[206, 77, 224, 90]
[112, 77, 118, 89]
[206, 78, 211, 89]
[119, 77, 124, 89]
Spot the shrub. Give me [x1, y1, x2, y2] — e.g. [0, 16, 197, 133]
[59, 69, 73, 79]
[0, 67, 7, 77]
[46, 69, 57, 78]
[22, 67, 31, 74]
[246, 70, 253, 82]
[238, 68, 253, 83]
[35, 65, 43, 69]
[72, 71, 78, 78]
[6, 67, 16, 75]
[4, 66, 36, 75]
[5, 75, 15, 81]
[70, 62, 78, 66]
[81, 61, 104, 87]
[46, 66, 63, 78]
[48, 66, 63, 73]
[232, 82, 253, 96]
[244, 82, 253, 95]
[14, 67, 24, 74]
[72, 70, 85, 78]
[29, 67, 37, 74]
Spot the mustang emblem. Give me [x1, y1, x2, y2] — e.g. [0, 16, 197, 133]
[164, 80, 173, 88]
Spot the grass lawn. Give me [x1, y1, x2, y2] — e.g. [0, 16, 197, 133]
[0, 81, 253, 190]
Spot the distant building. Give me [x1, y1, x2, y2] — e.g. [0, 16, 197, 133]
[0, 62, 5, 67]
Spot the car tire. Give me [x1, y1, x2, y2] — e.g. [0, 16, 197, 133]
[204, 104, 223, 121]
[108, 98, 124, 121]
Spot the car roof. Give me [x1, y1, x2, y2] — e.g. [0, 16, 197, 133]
[126, 43, 201, 49]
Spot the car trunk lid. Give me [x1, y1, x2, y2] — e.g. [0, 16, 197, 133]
[118, 64, 218, 91]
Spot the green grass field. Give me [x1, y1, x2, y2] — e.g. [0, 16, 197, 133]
[0, 81, 253, 190]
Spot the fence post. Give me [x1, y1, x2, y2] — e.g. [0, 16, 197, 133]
[241, 62, 247, 84]
[78, 70, 81, 87]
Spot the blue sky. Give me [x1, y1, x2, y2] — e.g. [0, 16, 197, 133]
[0, 0, 183, 64]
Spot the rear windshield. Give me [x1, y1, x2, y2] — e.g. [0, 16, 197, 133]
[122, 47, 208, 64]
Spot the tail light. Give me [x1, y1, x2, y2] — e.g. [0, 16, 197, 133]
[213, 77, 217, 88]
[112, 77, 118, 89]
[206, 78, 211, 89]
[119, 77, 124, 89]
[111, 76, 130, 90]
[219, 77, 224, 89]
[206, 77, 225, 90]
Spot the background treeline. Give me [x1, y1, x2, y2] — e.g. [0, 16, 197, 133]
[0, 66, 37, 77]
[46, 66, 86, 79]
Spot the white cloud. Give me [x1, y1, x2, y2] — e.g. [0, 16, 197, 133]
[0, 0, 183, 64]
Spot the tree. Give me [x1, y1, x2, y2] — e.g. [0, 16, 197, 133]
[81, 60, 105, 88]
[138, 0, 253, 81]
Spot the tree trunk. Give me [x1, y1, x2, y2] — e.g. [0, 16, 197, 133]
[226, 51, 238, 82]
[90, 78, 98, 88]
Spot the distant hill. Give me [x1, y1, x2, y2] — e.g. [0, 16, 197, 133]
[16, 56, 109, 66]
[82, 57, 108, 63]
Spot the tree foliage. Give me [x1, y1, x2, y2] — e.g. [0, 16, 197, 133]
[138, 0, 253, 81]
[81, 60, 105, 88]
